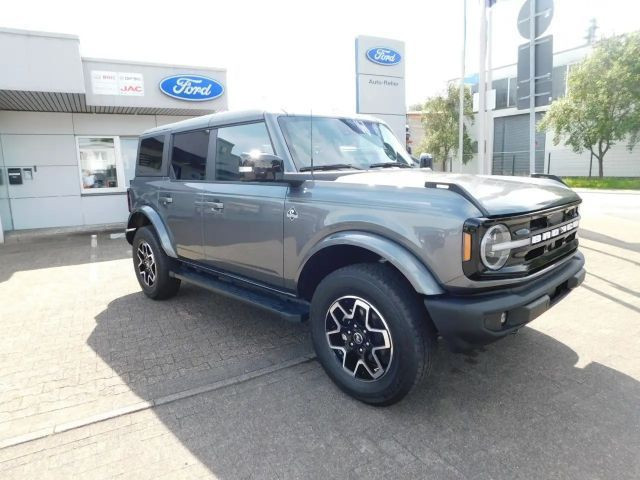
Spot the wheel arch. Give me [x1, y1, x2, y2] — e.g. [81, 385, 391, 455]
[126, 206, 177, 258]
[296, 231, 444, 301]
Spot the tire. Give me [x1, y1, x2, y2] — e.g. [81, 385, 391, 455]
[132, 226, 181, 300]
[310, 263, 435, 406]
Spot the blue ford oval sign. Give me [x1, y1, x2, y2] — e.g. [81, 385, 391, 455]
[159, 74, 224, 102]
[366, 47, 402, 66]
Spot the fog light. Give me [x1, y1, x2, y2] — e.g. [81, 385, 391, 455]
[500, 312, 508, 325]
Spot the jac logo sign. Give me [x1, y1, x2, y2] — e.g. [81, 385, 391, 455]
[121, 85, 143, 94]
[159, 75, 224, 102]
[366, 47, 402, 66]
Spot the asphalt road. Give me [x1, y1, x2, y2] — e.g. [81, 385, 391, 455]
[0, 190, 638, 479]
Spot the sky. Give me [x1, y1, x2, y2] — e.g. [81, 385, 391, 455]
[2, 0, 639, 111]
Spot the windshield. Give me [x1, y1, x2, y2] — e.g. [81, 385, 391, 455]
[278, 116, 413, 170]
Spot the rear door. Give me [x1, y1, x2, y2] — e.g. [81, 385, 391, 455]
[201, 121, 287, 287]
[157, 128, 213, 262]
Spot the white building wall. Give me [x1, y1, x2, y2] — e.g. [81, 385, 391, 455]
[545, 131, 640, 177]
[0, 110, 195, 230]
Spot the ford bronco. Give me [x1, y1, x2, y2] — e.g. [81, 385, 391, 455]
[126, 110, 585, 405]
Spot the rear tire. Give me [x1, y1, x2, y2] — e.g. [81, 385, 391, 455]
[132, 226, 180, 300]
[310, 263, 435, 406]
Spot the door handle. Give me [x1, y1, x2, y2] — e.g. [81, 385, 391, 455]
[159, 195, 173, 205]
[206, 201, 224, 210]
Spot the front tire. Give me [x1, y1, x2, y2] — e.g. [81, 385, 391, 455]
[132, 226, 180, 300]
[310, 263, 435, 406]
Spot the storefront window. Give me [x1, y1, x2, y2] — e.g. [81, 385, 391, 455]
[77, 137, 125, 193]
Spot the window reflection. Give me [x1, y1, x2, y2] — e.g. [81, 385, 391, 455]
[78, 137, 118, 189]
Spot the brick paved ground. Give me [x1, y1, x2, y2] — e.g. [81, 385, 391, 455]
[0, 233, 310, 442]
[0, 191, 639, 479]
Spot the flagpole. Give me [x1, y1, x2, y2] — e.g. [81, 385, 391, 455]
[458, 0, 467, 173]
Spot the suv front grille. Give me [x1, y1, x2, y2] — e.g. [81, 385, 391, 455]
[463, 202, 581, 280]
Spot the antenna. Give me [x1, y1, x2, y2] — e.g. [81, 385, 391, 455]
[310, 109, 314, 179]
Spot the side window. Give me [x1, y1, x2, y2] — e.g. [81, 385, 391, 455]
[171, 130, 210, 181]
[215, 122, 274, 181]
[138, 135, 164, 174]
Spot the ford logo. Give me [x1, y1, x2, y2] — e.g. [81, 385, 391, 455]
[366, 47, 402, 66]
[367, 47, 402, 67]
[159, 75, 224, 102]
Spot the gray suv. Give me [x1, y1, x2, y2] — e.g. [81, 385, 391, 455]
[126, 110, 585, 405]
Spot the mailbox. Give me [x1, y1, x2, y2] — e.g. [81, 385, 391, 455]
[8, 168, 22, 185]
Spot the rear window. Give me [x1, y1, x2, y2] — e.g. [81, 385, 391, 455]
[171, 130, 210, 181]
[137, 135, 165, 175]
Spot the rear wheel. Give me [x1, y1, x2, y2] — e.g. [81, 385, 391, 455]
[132, 226, 180, 300]
[310, 263, 435, 406]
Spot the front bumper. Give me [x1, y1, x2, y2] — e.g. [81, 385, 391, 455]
[424, 251, 585, 351]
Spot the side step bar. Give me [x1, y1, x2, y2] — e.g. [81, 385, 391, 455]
[172, 267, 309, 322]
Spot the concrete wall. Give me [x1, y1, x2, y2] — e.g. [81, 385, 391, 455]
[0, 111, 194, 231]
[0, 28, 84, 93]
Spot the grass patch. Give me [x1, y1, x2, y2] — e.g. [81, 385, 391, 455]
[562, 177, 640, 190]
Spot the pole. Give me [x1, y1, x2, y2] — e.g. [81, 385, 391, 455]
[512, 154, 516, 176]
[458, 0, 467, 173]
[589, 151, 593, 177]
[547, 152, 551, 174]
[528, 0, 536, 174]
[486, 1, 493, 175]
[477, 0, 487, 174]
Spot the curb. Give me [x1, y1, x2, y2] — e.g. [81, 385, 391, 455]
[573, 188, 640, 195]
[0, 354, 316, 451]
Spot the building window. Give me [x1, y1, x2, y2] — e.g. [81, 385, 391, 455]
[552, 65, 567, 100]
[508, 77, 517, 108]
[492, 78, 509, 109]
[76, 137, 126, 193]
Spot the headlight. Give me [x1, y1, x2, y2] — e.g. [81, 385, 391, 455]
[480, 224, 511, 270]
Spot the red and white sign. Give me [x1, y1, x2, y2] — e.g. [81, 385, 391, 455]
[91, 70, 144, 97]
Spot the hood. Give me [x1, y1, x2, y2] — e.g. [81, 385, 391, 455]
[333, 170, 581, 216]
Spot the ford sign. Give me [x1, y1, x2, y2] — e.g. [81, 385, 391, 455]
[159, 75, 224, 102]
[366, 47, 402, 66]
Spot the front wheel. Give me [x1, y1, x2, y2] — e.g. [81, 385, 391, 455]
[310, 263, 435, 406]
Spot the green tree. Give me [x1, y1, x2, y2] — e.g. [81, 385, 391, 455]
[419, 83, 474, 169]
[539, 33, 640, 177]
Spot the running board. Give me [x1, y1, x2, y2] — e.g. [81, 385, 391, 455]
[172, 267, 309, 322]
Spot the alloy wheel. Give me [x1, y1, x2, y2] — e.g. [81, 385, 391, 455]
[137, 241, 156, 287]
[325, 296, 393, 381]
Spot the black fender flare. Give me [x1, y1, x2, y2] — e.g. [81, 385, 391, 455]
[126, 206, 177, 258]
[297, 231, 444, 295]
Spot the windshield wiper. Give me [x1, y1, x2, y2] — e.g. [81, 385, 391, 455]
[369, 162, 412, 169]
[299, 163, 361, 172]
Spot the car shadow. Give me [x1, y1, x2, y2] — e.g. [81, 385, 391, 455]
[579, 228, 640, 253]
[88, 291, 640, 479]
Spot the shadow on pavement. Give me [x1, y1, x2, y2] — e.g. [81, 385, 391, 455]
[579, 229, 640, 253]
[89, 290, 640, 479]
[0, 231, 131, 283]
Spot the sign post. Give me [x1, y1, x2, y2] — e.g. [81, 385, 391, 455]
[516, 0, 554, 174]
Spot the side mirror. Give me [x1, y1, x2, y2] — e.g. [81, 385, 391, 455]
[419, 153, 433, 169]
[239, 153, 285, 182]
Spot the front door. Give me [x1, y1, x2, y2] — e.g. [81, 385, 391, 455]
[202, 122, 286, 287]
[158, 128, 212, 262]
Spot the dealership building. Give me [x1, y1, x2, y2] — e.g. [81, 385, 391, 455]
[0, 27, 226, 236]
